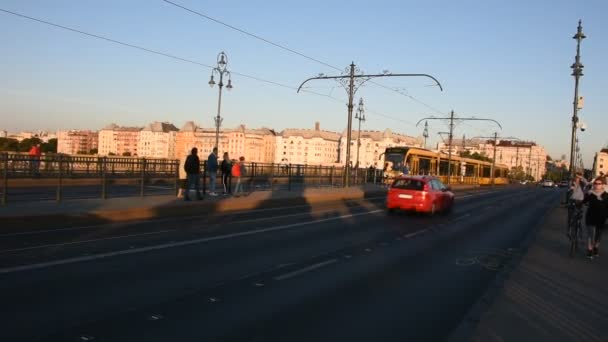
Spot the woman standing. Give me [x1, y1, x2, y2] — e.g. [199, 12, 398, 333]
[583, 177, 608, 258]
[221, 152, 232, 195]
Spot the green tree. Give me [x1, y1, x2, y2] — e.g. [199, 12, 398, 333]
[41, 138, 57, 153]
[122, 151, 131, 157]
[89, 148, 98, 154]
[19, 137, 43, 152]
[0, 138, 19, 151]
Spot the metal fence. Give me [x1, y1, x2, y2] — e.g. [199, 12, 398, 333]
[0, 153, 385, 204]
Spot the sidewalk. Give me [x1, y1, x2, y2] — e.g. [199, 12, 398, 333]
[459, 205, 608, 342]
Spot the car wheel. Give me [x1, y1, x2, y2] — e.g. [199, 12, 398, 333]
[387, 207, 395, 215]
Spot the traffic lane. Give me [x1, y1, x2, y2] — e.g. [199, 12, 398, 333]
[0, 186, 506, 247]
[4, 184, 176, 202]
[0, 190, 525, 340]
[0, 188, 519, 267]
[38, 190, 558, 341]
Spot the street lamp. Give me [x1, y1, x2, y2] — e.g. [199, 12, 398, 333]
[354, 98, 365, 169]
[209, 51, 233, 152]
[569, 20, 585, 178]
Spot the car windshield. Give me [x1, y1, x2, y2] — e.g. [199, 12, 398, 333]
[392, 178, 425, 190]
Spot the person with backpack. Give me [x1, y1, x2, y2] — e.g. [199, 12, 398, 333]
[207, 147, 219, 196]
[221, 152, 232, 195]
[184, 147, 202, 201]
[232, 156, 246, 197]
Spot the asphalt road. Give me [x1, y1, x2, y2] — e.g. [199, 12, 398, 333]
[0, 186, 561, 341]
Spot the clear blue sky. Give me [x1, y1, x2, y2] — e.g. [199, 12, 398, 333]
[1, 0, 607, 165]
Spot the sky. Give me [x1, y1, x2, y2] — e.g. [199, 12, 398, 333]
[0, 0, 607, 166]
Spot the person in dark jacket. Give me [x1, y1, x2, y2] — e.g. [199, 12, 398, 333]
[207, 147, 219, 196]
[221, 152, 232, 195]
[583, 177, 608, 258]
[184, 147, 202, 201]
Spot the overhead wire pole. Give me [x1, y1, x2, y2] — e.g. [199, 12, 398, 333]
[422, 121, 429, 149]
[297, 66, 443, 187]
[569, 20, 585, 179]
[416, 112, 502, 185]
[472, 132, 499, 186]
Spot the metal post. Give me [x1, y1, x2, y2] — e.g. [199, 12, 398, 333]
[101, 157, 107, 199]
[288, 164, 292, 191]
[330, 166, 334, 187]
[215, 79, 223, 150]
[344, 62, 356, 187]
[140, 157, 146, 197]
[569, 20, 585, 178]
[2, 153, 8, 205]
[202, 160, 207, 197]
[56, 154, 63, 202]
[447, 110, 455, 185]
[490, 132, 497, 186]
[174, 159, 180, 196]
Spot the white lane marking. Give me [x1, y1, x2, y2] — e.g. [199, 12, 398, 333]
[0, 210, 383, 274]
[0, 197, 387, 237]
[404, 229, 428, 238]
[451, 214, 471, 222]
[273, 259, 337, 281]
[0, 230, 175, 254]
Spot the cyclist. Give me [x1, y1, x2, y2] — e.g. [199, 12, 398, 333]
[582, 177, 608, 258]
[567, 173, 587, 238]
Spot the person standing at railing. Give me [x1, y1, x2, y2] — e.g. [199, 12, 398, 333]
[207, 147, 219, 196]
[184, 147, 202, 201]
[220, 152, 232, 195]
[28, 143, 41, 176]
[232, 156, 246, 197]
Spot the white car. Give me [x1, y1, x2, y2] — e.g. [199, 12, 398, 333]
[542, 180, 555, 188]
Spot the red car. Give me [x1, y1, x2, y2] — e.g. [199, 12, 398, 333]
[386, 176, 454, 215]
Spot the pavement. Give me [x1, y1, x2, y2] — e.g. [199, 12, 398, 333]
[449, 202, 608, 342]
[0, 183, 481, 230]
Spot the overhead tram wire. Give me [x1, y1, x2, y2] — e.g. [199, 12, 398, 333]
[160, 0, 448, 116]
[0, 8, 342, 102]
[0, 7, 423, 129]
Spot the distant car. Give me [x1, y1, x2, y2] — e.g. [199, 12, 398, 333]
[542, 180, 555, 188]
[558, 181, 569, 188]
[520, 180, 528, 185]
[386, 176, 454, 215]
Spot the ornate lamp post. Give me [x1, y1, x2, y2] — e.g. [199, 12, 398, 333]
[208, 51, 233, 151]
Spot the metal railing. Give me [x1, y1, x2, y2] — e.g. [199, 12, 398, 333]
[0, 153, 385, 204]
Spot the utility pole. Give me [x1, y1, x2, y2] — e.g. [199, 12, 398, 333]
[422, 121, 429, 149]
[461, 134, 466, 155]
[416, 111, 501, 185]
[472, 132, 499, 186]
[528, 144, 533, 179]
[355, 97, 365, 169]
[298, 64, 443, 187]
[569, 20, 585, 178]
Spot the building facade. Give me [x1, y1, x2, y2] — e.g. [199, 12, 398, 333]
[275, 122, 341, 166]
[98, 124, 142, 156]
[592, 148, 608, 178]
[137, 122, 179, 159]
[57, 130, 99, 155]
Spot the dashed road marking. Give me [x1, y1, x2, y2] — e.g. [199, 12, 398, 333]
[274, 259, 337, 281]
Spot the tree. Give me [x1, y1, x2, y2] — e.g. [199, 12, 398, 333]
[41, 138, 57, 153]
[89, 148, 98, 154]
[0, 138, 19, 152]
[19, 137, 43, 152]
[122, 151, 132, 157]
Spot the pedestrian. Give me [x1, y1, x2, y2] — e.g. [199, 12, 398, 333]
[207, 147, 219, 196]
[232, 156, 246, 197]
[221, 152, 232, 195]
[28, 143, 42, 176]
[184, 147, 202, 201]
[582, 177, 608, 259]
[177, 154, 188, 198]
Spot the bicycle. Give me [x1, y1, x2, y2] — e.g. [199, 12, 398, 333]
[567, 200, 584, 257]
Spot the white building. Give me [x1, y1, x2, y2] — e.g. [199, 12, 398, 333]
[137, 122, 179, 159]
[340, 128, 422, 168]
[275, 122, 341, 166]
[592, 148, 608, 178]
[57, 130, 98, 155]
[0, 130, 7, 138]
[98, 124, 142, 156]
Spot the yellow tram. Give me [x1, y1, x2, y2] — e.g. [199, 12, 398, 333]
[382, 147, 509, 185]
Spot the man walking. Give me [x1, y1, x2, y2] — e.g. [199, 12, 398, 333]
[232, 156, 246, 197]
[184, 147, 202, 201]
[28, 143, 42, 176]
[207, 147, 219, 196]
